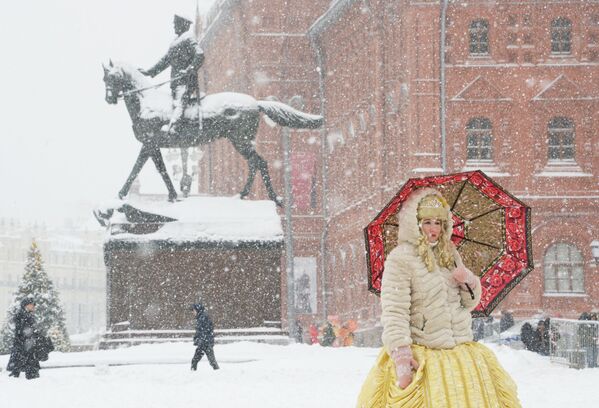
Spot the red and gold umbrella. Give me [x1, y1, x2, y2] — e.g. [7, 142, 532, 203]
[364, 170, 532, 317]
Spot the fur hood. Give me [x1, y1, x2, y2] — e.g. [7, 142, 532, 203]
[396, 187, 453, 245]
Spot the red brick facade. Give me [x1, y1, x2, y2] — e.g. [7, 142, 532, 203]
[197, 0, 599, 344]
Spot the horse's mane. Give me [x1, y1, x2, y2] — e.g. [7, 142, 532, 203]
[110, 61, 172, 120]
[112, 61, 152, 89]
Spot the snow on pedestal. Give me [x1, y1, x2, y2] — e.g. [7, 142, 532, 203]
[102, 196, 283, 244]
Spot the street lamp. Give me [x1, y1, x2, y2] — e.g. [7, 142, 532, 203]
[591, 240, 599, 266]
[282, 95, 304, 342]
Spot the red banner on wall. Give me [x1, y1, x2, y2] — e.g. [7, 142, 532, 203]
[291, 152, 316, 211]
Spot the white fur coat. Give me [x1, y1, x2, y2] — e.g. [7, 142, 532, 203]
[381, 188, 482, 351]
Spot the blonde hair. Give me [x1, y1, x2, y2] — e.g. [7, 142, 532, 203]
[417, 219, 455, 272]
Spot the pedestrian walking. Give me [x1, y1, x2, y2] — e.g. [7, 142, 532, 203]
[190, 303, 219, 371]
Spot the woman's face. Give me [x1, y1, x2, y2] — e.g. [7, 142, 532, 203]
[420, 218, 442, 243]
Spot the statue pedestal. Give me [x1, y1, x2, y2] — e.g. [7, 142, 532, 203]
[98, 197, 284, 344]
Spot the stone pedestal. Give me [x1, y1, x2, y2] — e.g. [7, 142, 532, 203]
[105, 239, 282, 330]
[97, 197, 284, 334]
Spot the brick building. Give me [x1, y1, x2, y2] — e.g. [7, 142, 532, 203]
[196, 0, 599, 345]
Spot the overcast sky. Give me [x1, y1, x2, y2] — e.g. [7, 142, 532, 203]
[0, 0, 216, 227]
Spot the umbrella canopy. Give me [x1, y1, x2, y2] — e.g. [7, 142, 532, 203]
[364, 170, 532, 317]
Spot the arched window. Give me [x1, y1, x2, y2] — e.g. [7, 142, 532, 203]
[551, 17, 572, 54]
[469, 19, 489, 55]
[547, 117, 575, 161]
[466, 118, 493, 161]
[544, 243, 584, 293]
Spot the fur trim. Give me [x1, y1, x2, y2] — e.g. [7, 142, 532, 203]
[396, 188, 453, 245]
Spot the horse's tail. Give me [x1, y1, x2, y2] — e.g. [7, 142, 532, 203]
[257, 100, 323, 129]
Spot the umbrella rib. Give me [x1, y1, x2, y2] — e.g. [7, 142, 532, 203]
[453, 235, 501, 250]
[451, 207, 501, 229]
[450, 180, 468, 212]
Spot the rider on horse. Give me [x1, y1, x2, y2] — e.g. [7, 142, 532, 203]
[140, 13, 204, 134]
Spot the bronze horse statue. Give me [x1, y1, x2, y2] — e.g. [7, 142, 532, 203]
[102, 60, 323, 204]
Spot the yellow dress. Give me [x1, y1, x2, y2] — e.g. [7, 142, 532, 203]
[356, 341, 520, 408]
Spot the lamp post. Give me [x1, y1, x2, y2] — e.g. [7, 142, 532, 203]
[282, 95, 304, 341]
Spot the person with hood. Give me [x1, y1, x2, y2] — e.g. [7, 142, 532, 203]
[356, 188, 520, 407]
[7, 297, 41, 379]
[190, 303, 219, 371]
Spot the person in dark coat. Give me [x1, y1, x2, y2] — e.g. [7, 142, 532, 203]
[7, 297, 41, 379]
[320, 322, 335, 347]
[499, 310, 515, 333]
[534, 320, 550, 356]
[190, 303, 219, 371]
[520, 322, 536, 352]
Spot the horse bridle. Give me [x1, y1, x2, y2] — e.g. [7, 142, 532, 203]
[105, 70, 153, 100]
[111, 73, 187, 98]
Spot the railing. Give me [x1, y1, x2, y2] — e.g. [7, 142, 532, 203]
[472, 318, 501, 342]
[549, 318, 599, 369]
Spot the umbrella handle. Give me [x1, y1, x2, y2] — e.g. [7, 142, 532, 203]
[465, 283, 475, 300]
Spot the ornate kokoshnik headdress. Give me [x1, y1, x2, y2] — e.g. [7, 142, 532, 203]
[417, 194, 449, 221]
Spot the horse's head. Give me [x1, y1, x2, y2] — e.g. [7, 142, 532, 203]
[102, 60, 128, 104]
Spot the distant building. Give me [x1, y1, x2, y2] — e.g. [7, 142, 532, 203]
[0, 219, 106, 334]
[197, 0, 598, 345]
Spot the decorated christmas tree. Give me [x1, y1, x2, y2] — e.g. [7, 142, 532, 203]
[0, 240, 70, 353]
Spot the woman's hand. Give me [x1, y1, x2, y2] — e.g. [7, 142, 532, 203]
[391, 346, 419, 389]
[452, 265, 477, 288]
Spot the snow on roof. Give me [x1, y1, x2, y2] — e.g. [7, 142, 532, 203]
[105, 196, 283, 244]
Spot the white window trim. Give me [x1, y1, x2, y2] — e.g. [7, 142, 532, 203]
[543, 292, 587, 298]
[536, 160, 592, 177]
[462, 160, 510, 177]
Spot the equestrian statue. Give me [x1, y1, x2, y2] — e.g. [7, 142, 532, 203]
[102, 14, 322, 205]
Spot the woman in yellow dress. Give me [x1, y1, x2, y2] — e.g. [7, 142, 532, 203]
[357, 188, 520, 407]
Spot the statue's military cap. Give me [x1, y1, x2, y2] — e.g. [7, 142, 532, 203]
[174, 13, 194, 25]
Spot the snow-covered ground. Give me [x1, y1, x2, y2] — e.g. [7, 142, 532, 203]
[1, 341, 598, 407]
